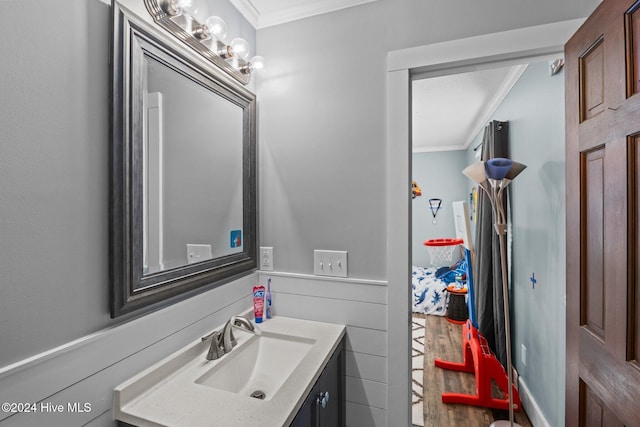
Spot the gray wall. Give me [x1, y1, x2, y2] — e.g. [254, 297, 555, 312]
[464, 60, 567, 426]
[0, 0, 256, 425]
[1, 0, 114, 369]
[411, 151, 469, 266]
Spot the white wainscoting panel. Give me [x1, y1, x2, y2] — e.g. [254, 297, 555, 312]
[346, 401, 387, 427]
[0, 274, 256, 426]
[258, 272, 389, 427]
[345, 376, 387, 409]
[346, 351, 387, 384]
[1, 271, 390, 427]
[345, 325, 387, 356]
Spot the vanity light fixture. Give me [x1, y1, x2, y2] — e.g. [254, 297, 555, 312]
[242, 55, 265, 73]
[192, 16, 226, 41]
[144, 0, 265, 85]
[161, 0, 199, 16]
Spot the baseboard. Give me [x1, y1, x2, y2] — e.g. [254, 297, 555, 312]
[518, 377, 550, 427]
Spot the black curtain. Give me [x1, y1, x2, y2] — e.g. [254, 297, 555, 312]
[474, 120, 509, 368]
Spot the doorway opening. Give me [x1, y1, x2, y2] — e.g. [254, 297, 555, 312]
[409, 63, 532, 427]
[385, 18, 584, 426]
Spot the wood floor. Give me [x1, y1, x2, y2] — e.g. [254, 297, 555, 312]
[416, 313, 532, 427]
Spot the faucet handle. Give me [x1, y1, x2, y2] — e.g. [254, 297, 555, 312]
[205, 330, 224, 360]
[201, 330, 218, 342]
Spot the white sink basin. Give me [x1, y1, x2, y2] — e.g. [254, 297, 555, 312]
[113, 315, 345, 427]
[195, 332, 315, 400]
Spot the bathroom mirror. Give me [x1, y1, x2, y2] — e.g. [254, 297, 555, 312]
[110, 0, 257, 318]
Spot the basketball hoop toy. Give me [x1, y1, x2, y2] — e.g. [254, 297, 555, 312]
[423, 238, 463, 267]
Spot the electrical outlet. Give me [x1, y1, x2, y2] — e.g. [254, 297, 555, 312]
[521, 344, 527, 366]
[187, 244, 212, 264]
[314, 250, 348, 277]
[260, 247, 273, 271]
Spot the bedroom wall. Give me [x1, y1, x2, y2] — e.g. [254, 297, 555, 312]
[411, 151, 469, 267]
[464, 60, 567, 426]
[505, 60, 567, 427]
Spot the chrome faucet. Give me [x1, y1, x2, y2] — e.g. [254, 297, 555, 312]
[204, 315, 261, 361]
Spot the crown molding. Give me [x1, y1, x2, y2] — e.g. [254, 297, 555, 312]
[461, 63, 529, 150]
[230, 0, 378, 29]
[228, 0, 260, 28]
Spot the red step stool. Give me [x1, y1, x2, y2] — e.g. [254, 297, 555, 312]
[434, 319, 521, 411]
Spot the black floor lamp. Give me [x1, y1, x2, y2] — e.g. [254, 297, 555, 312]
[463, 157, 527, 427]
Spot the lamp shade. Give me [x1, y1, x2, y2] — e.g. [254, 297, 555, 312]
[462, 162, 487, 184]
[505, 160, 527, 180]
[485, 158, 513, 180]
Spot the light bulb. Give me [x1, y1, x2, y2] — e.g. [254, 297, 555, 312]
[230, 38, 250, 60]
[205, 16, 227, 40]
[249, 55, 265, 71]
[176, 0, 199, 15]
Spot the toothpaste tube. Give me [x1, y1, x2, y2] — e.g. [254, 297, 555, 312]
[253, 285, 265, 323]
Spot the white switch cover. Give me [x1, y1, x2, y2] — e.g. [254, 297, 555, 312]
[314, 250, 348, 277]
[260, 247, 274, 271]
[187, 244, 212, 264]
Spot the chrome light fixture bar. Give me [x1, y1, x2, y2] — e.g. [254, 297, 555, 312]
[144, 0, 264, 85]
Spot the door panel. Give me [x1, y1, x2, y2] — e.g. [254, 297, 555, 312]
[566, 0, 640, 426]
[631, 135, 640, 366]
[581, 148, 605, 341]
[580, 380, 625, 427]
[626, 3, 640, 95]
[580, 40, 605, 121]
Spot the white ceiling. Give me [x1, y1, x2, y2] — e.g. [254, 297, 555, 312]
[412, 65, 528, 153]
[228, 0, 530, 153]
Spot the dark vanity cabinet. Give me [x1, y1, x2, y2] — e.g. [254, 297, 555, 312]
[290, 339, 345, 427]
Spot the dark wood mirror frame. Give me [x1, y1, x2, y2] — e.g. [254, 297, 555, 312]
[110, 1, 257, 318]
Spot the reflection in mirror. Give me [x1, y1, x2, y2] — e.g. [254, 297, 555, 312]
[110, 0, 257, 318]
[143, 56, 244, 275]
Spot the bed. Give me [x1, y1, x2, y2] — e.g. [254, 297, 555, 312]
[411, 265, 449, 316]
[412, 257, 468, 316]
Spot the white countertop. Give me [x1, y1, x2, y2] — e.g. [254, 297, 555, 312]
[113, 316, 345, 427]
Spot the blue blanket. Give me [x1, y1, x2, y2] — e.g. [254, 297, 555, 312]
[411, 265, 448, 316]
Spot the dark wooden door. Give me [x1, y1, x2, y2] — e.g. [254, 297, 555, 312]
[566, 0, 640, 426]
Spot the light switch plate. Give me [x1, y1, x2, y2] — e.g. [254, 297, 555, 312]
[314, 250, 348, 277]
[260, 246, 274, 271]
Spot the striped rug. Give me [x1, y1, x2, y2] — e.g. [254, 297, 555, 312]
[412, 316, 426, 427]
